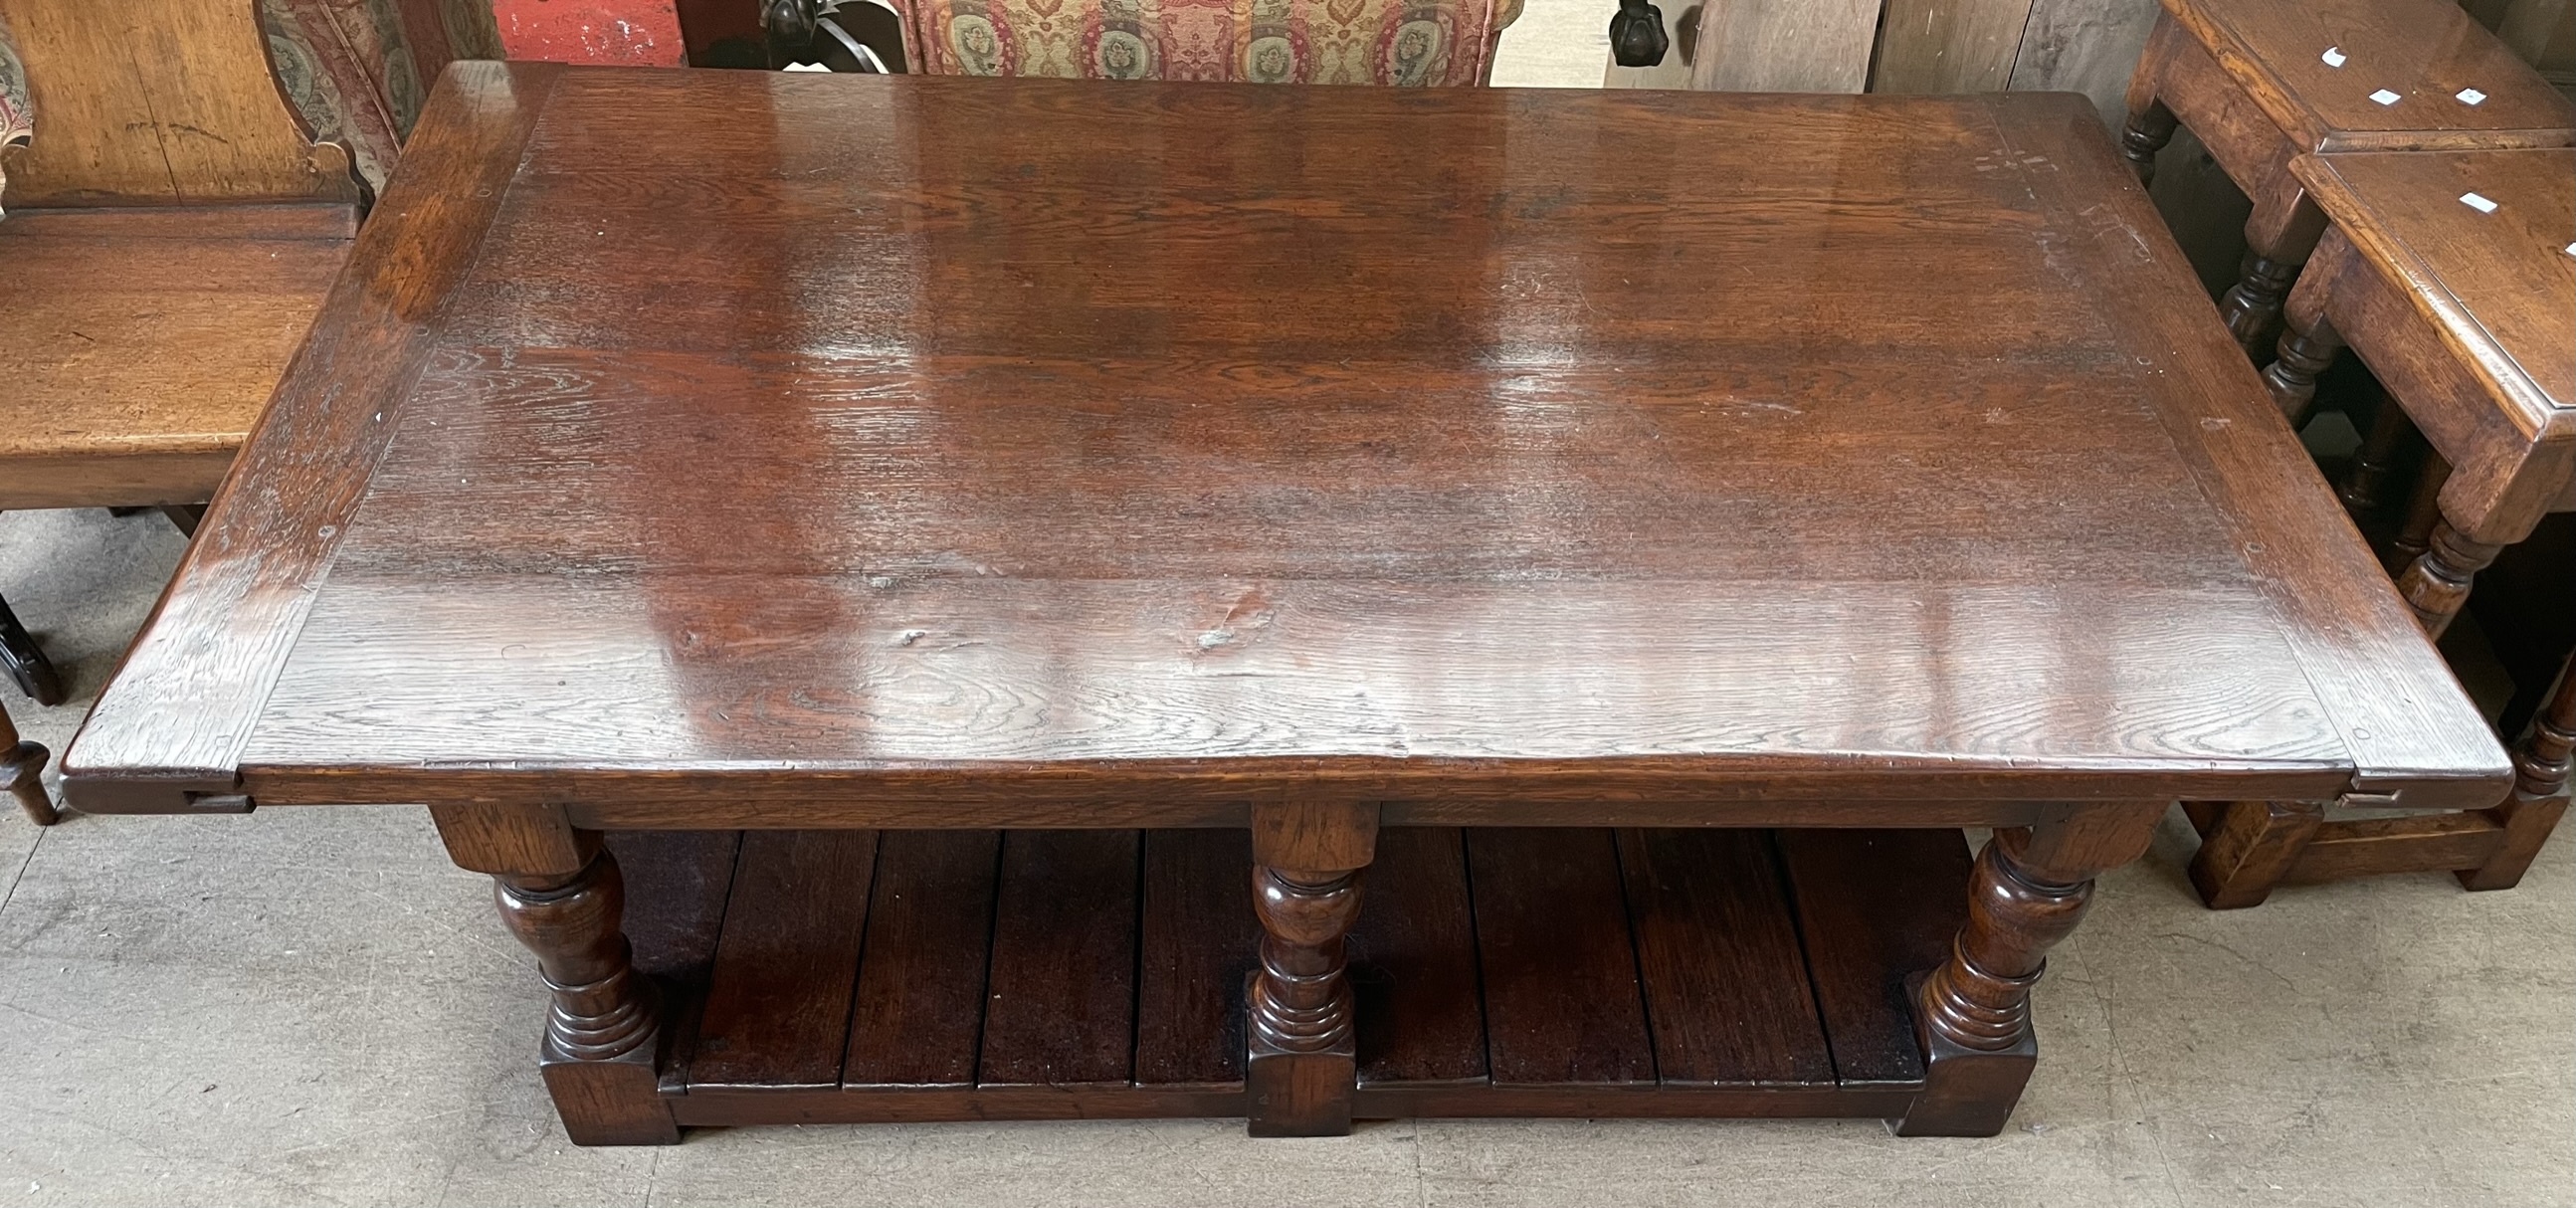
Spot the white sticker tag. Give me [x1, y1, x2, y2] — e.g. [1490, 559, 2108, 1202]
[2563, 242, 2574, 257]
[2456, 88, 2486, 104]
[2321, 46, 2347, 67]
[2460, 192, 2497, 213]
[2370, 89, 2402, 104]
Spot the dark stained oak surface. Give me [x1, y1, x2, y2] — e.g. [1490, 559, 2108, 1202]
[2161, 0, 2576, 151]
[633, 826, 1962, 1121]
[2294, 148, 2575, 423]
[63, 69, 2509, 815]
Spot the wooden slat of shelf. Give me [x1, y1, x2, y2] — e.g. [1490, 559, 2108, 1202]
[607, 830, 742, 984]
[603, 829, 741, 1095]
[1350, 827, 1487, 1087]
[841, 830, 1004, 1089]
[1467, 829, 1655, 1086]
[1617, 829, 1835, 1086]
[978, 830, 1141, 1087]
[1775, 828, 1970, 1086]
[689, 829, 879, 1090]
[1134, 828, 1262, 1087]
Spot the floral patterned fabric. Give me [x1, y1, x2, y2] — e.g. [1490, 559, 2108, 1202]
[895, 0, 1520, 85]
[261, 0, 425, 196]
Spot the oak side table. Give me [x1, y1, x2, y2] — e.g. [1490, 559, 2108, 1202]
[2118, 0, 2572, 352]
[2187, 146, 2574, 906]
[64, 67, 2509, 1144]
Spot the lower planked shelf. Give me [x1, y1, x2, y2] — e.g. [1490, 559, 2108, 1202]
[608, 825, 1972, 1128]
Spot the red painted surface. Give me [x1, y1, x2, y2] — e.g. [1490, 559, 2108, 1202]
[493, 0, 690, 65]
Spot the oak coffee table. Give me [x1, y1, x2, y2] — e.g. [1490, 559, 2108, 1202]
[64, 67, 2509, 1143]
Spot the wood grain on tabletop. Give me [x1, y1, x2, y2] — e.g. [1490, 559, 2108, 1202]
[60, 72, 2509, 817]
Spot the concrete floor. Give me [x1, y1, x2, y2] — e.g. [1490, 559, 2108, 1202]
[5, 15, 2573, 1204]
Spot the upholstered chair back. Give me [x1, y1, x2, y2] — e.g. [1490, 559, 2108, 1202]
[891, 0, 1524, 85]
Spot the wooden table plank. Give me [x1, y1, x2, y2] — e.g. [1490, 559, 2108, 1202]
[1618, 830, 1835, 1086]
[841, 830, 1003, 1089]
[2294, 148, 2574, 422]
[690, 829, 879, 1090]
[1468, 829, 1655, 1087]
[1135, 829, 1264, 1087]
[978, 830, 1141, 1088]
[2165, 0, 2576, 150]
[1986, 97, 2514, 807]
[1775, 828, 1972, 1086]
[1350, 827, 1487, 1087]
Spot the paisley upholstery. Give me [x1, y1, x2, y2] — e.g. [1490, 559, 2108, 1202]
[892, 0, 1522, 85]
[260, 0, 425, 195]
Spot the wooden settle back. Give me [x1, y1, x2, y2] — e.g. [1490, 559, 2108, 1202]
[0, 0, 359, 208]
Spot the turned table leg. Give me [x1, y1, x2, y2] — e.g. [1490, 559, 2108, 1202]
[1, 700, 58, 827]
[2462, 660, 2574, 892]
[2261, 308, 2343, 430]
[434, 804, 677, 1145]
[2222, 252, 2302, 355]
[2118, 100, 2176, 186]
[2221, 188, 2327, 357]
[2384, 454, 2451, 576]
[2395, 518, 2501, 638]
[1245, 798, 1377, 1137]
[1896, 804, 2161, 1136]
[2338, 396, 2419, 528]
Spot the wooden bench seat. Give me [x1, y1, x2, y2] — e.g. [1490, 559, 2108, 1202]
[0, 0, 374, 714]
[0, 203, 354, 510]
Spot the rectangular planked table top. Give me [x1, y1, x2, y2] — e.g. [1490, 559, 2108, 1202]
[62, 65, 2509, 822]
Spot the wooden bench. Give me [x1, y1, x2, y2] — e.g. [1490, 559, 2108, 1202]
[0, 0, 363, 704]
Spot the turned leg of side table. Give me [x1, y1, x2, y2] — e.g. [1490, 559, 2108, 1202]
[1246, 799, 1378, 1137]
[2118, 100, 2177, 186]
[2222, 189, 2327, 357]
[2117, 17, 2181, 188]
[2462, 662, 2575, 892]
[2384, 455, 2450, 577]
[2396, 518, 2503, 638]
[2261, 290, 2344, 429]
[433, 803, 679, 1145]
[1896, 804, 2161, 1137]
[2338, 395, 2421, 528]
